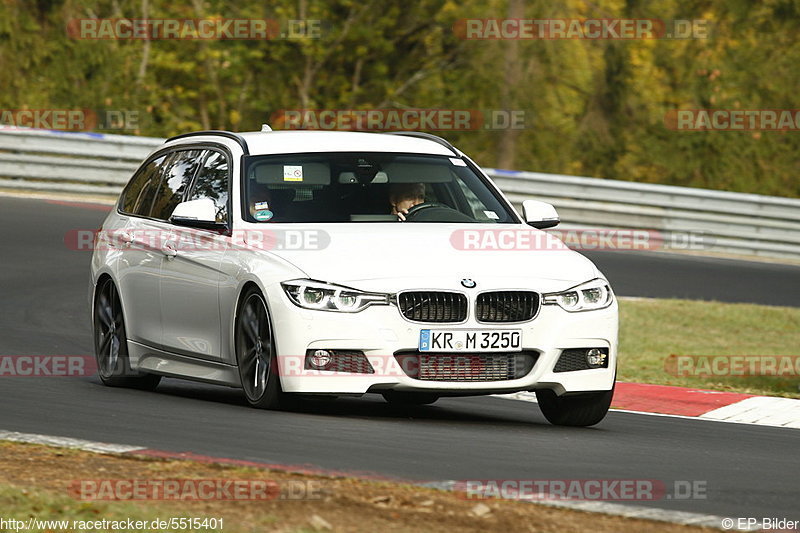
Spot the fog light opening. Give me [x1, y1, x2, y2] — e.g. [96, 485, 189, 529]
[586, 348, 607, 368]
[308, 349, 333, 369]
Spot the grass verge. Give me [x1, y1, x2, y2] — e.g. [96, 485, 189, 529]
[0, 441, 716, 533]
[618, 298, 800, 398]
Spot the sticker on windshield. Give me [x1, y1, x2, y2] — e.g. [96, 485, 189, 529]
[484, 210, 500, 220]
[449, 158, 467, 167]
[254, 201, 269, 210]
[254, 209, 274, 221]
[283, 165, 303, 182]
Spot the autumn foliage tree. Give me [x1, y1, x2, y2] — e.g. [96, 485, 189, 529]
[0, 0, 798, 197]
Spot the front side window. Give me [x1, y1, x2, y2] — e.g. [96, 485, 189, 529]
[120, 154, 168, 216]
[150, 149, 203, 220]
[187, 149, 230, 224]
[241, 152, 515, 223]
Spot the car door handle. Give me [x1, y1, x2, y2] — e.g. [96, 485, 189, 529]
[162, 243, 178, 259]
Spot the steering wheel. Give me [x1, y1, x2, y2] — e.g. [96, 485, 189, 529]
[403, 202, 449, 218]
[402, 202, 475, 223]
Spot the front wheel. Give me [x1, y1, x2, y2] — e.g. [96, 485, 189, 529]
[536, 387, 614, 427]
[93, 278, 161, 390]
[235, 288, 285, 409]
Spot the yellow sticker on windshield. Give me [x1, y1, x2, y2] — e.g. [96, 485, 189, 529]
[283, 165, 303, 181]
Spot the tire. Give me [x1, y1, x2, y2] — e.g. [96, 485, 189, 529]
[235, 288, 286, 409]
[382, 391, 439, 406]
[93, 278, 161, 390]
[536, 386, 614, 427]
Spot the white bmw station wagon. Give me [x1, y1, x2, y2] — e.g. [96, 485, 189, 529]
[90, 129, 618, 426]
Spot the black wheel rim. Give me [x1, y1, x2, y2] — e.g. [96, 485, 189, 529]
[94, 279, 125, 378]
[236, 293, 272, 401]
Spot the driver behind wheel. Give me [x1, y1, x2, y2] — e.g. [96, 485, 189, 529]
[389, 182, 425, 221]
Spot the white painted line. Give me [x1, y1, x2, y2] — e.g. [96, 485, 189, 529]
[493, 391, 537, 403]
[0, 430, 144, 454]
[421, 481, 738, 530]
[492, 393, 800, 430]
[540, 500, 727, 528]
[701, 396, 800, 428]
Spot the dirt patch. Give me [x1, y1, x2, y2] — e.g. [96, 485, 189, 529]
[0, 441, 717, 533]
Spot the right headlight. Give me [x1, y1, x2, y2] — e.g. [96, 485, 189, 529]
[281, 279, 390, 313]
[542, 279, 614, 312]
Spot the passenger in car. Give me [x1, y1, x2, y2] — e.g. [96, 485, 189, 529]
[389, 183, 425, 221]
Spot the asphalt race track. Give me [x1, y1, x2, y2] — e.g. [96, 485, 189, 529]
[1, 195, 799, 521]
[584, 250, 800, 307]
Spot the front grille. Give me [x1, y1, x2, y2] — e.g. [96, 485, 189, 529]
[476, 291, 539, 322]
[397, 292, 468, 323]
[394, 351, 538, 382]
[553, 348, 609, 373]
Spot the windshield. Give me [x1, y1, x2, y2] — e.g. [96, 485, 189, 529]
[241, 152, 516, 223]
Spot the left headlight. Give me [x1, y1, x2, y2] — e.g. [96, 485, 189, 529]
[542, 278, 614, 312]
[281, 279, 391, 313]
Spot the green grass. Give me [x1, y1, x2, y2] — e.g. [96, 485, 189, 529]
[0, 485, 199, 532]
[0, 483, 277, 533]
[618, 298, 800, 398]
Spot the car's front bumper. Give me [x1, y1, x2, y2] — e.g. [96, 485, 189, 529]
[268, 287, 618, 395]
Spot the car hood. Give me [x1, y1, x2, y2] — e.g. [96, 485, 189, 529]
[245, 223, 601, 293]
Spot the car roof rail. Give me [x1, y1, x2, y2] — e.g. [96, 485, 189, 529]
[386, 131, 459, 155]
[166, 130, 250, 155]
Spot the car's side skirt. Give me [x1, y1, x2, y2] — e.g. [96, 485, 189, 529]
[127, 340, 242, 388]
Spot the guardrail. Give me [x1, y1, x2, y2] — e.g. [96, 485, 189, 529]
[0, 128, 161, 196]
[1, 128, 798, 260]
[489, 169, 800, 260]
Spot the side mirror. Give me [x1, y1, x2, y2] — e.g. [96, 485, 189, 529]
[170, 198, 223, 229]
[522, 200, 560, 229]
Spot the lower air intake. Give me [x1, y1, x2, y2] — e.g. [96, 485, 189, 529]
[394, 351, 538, 382]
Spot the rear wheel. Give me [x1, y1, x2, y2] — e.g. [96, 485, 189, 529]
[93, 278, 161, 390]
[536, 386, 614, 427]
[235, 288, 285, 409]
[382, 391, 439, 406]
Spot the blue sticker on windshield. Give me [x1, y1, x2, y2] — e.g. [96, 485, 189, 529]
[254, 209, 273, 221]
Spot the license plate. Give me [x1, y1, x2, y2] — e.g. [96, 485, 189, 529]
[419, 329, 522, 352]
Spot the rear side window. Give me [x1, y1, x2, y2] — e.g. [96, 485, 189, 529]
[120, 154, 167, 216]
[187, 150, 230, 223]
[150, 149, 203, 220]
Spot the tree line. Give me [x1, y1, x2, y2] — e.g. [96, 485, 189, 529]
[1, 0, 798, 197]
